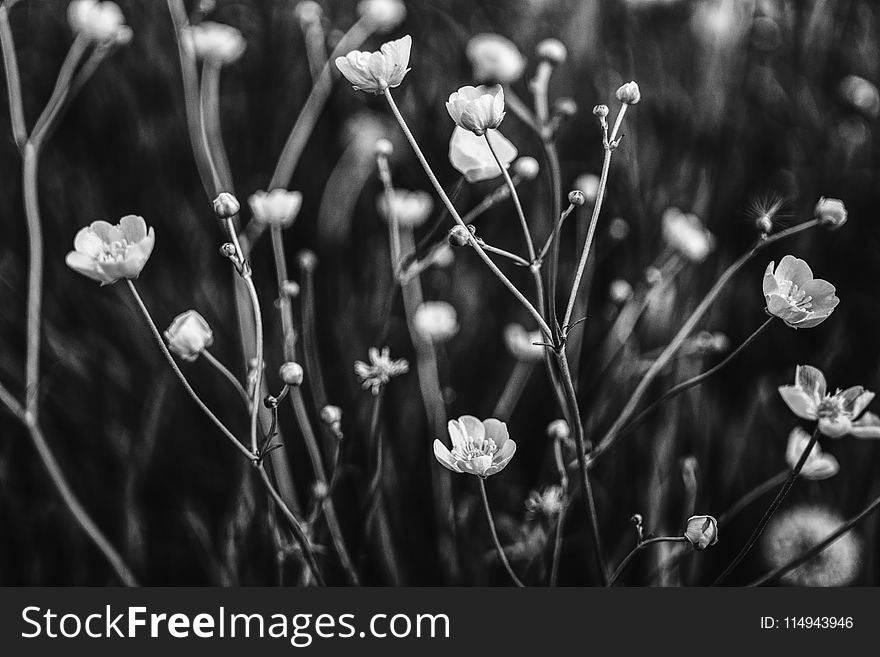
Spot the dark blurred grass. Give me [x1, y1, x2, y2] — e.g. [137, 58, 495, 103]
[1, 0, 879, 585]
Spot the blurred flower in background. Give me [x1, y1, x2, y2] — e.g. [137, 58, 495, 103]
[181, 21, 246, 66]
[661, 208, 714, 262]
[377, 189, 434, 228]
[785, 427, 839, 480]
[357, 0, 407, 33]
[466, 33, 526, 84]
[503, 323, 545, 362]
[248, 189, 303, 227]
[413, 301, 459, 344]
[68, 0, 131, 45]
[354, 347, 409, 395]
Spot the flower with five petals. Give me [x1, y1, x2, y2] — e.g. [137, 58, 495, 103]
[763, 255, 839, 329]
[335, 35, 411, 94]
[66, 215, 155, 285]
[433, 415, 516, 478]
[446, 85, 506, 136]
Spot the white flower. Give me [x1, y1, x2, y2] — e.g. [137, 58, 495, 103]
[446, 85, 506, 136]
[354, 347, 409, 395]
[181, 22, 246, 66]
[433, 415, 516, 477]
[66, 215, 155, 285]
[525, 486, 565, 519]
[839, 75, 880, 118]
[466, 34, 526, 84]
[335, 35, 411, 94]
[615, 80, 641, 105]
[377, 189, 434, 228]
[248, 189, 303, 227]
[449, 126, 517, 183]
[814, 197, 847, 229]
[785, 427, 839, 480]
[661, 207, 714, 262]
[164, 310, 213, 361]
[503, 323, 545, 362]
[68, 1, 130, 45]
[763, 256, 839, 329]
[412, 301, 459, 344]
[684, 515, 718, 550]
[357, 0, 406, 32]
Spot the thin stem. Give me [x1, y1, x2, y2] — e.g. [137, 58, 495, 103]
[255, 463, 325, 586]
[484, 133, 537, 262]
[21, 142, 42, 414]
[549, 438, 569, 586]
[299, 260, 330, 418]
[712, 425, 820, 585]
[608, 536, 688, 586]
[718, 470, 789, 527]
[537, 202, 575, 263]
[491, 360, 535, 420]
[0, 2, 27, 150]
[620, 317, 774, 439]
[364, 389, 386, 533]
[127, 281, 255, 461]
[480, 243, 530, 267]
[199, 62, 233, 193]
[202, 349, 250, 409]
[384, 90, 553, 339]
[748, 493, 880, 587]
[0, 382, 138, 586]
[478, 477, 524, 587]
[588, 218, 822, 466]
[29, 34, 89, 146]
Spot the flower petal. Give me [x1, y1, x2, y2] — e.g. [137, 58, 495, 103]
[779, 385, 818, 420]
[447, 419, 466, 450]
[850, 412, 880, 439]
[458, 415, 485, 443]
[118, 214, 147, 242]
[433, 439, 462, 473]
[796, 365, 826, 401]
[482, 418, 509, 451]
[774, 255, 813, 288]
[73, 227, 105, 258]
[65, 251, 108, 283]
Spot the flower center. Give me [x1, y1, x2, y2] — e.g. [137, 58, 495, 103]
[817, 397, 843, 419]
[451, 437, 497, 462]
[97, 238, 134, 263]
[780, 280, 813, 310]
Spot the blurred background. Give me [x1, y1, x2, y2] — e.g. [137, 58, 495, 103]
[1, 0, 879, 586]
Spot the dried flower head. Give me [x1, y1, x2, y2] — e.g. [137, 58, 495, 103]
[377, 189, 434, 228]
[525, 486, 565, 520]
[249, 189, 303, 227]
[446, 85, 506, 136]
[684, 514, 718, 550]
[466, 33, 526, 84]
[164, 310, 213, 361]
[412, 301, 459, 344]
[785, 427, 839, 480]
[66, 215, 155, 285]
[354, 347, 409, 395]
[433, 415, 516, 477]
[449, 126, 517, 182]
[763, 256, 839, 329]
[335, 35, 412, 94]
[181, 22, 246, 66]
[779, 365, 880, 439]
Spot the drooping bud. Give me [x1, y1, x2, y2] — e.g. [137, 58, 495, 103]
[684, 515, 719, 550]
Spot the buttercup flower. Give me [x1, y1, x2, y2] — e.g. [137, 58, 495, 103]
[684, 514, 718, 550]
[335, 35, 411, 94]
[354, 347, 409, 395]
[449, 126, 517, 183]
[68, 1, 131, 45]
[661, 207, 714, 262]
[181, 22, 246, 66]
[446, 85, 506, 136]
[356, 0, 406, 32]
[778, 365, 880, 439]
[377, 189, 434, 228]
[763, 256, 839, 329]
[814, 197, 847, 230]
[503, 323, 545, 362]
[466, 34, 526, 84]
[249, 189, 303, 227]
[433, 415, 516, 477]
[525, 486, 564, 520]
[66, 215, 155, 285]
[785, 427, 839, 480]
[412, 301, 459, 344]
[616, 80, 641, 105]
[164, 310, 214, 362]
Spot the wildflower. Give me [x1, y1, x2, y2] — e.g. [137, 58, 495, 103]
[615, 80, 641, 105]
[525, 486, 564, 520]
[503, 323, 545, 362]
[684, 515, 718, 550]
[335, 35, 411, 94]
[354, 347, 409, 395]
[609, 279, 633, 304]
[763, 505, 862, 586]
[320, 404, 343, 427]
[785, 427, 839, 480]
[281, 280, 300, 298]
[553, 97, 577, 119]
[449, 126, 517, 183]
[446, 85, 506, 136]
[661, 207, 714, 262]
[433, 415, 516, 477]
[212, 192, 240, 219]
[181, 22, 246, 66]
[512, 157, 540, 180]
[248, 189, 303, 227]
[535, 38, 567, 65]
[412, 301, 459, 344]
[763, 256, 838, 329]
[546, 419, 569, 441]
[68, 1, 130, 45]
[466, 34, 526, 84]
[356, 0, 406, 32]
[377, 189, 433, 228]
[164, 310, 213, 361]
[814, 197, 847, 230]
[279, 362, 304, 386]
[778, 365, 880, 439]
[66, 215, 155, 285]
[592, 104, 609, 119]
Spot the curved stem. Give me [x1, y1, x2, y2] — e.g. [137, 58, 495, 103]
[712, 425, 820, 585]
[0, 2, 27, 150]
[478, 477, 524, 587]
[484, 133, 537, 262]
[748, 492, 880, 587]
[384, 90, 553, 340]
[480, 243, 530, 267]
[608, 536, 688, 586]
[202, 349, 250, 409]
[549, 501, 568, 587]
[127, 281, 255, 461]
[588, 218, 821, 466]
[620, 317, 774, 439]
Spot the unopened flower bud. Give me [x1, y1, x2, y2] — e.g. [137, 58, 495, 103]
[684, 515, 718, 550]
[547, 419, 570, 441]
[609, 279, 633, 304]
[568, 190, 586, 206]
[320, 404, 343, 426]
[615, 81, 641, 105]
[297, 249, 318, 272]
[553, 97, 577, 119]
[294, 1, 322, 24]
[219, 242, 237, 259]
[164, 310, 213, 361]
[281, 280, 300, 298]
[213, 192, 240, 219]
[279, 362, 304, 386]
[448, 224, 475, 247]
[512, 156, 540, 180]
[593, 104, 609, 118]
[312, 481, 329, 499]
[536, 38, 567, 65]
[815, 196, 847, 229]
[375, 138, 394, 157]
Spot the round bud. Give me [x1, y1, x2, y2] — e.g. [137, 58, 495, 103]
[547, 419, 570, 441]
[512, 156, 540, 180]
[592, 104, 609, 118]
[213, 192, 240, 219]
[279, 361, 304, 386]
[320, 404, 343, 425]
[281, 280, 300, 298]
[375, 138, 394, 158]
[264, 395, 279, 409]
[615, 81, 641, 105]
[448, 224, 474, 247]
[536, 38, 567, 65]
[553, 97, 578, 119]
[568, 190, 586, 206]
[297, 249, 318, 272]
[815, 196, 847, 229]
[219, 242, 237, 259]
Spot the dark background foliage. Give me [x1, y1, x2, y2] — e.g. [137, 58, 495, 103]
[1, 0, 879, 585]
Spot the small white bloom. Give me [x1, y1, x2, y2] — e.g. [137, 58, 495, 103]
[525, 486, 565, 519]
[446, 85, 506, 136]
[66, 215, 155, 285]
[377, 189, 434, 228]
[684, 515, 718, 550]
[357, 0, 406, 32]
[412, 301, 459, 344]
[466, 33, 526, 84]
[609, 279, 633, 304]
[164, 310, 213, 361]
[249, 189, 303, 227]
[433, 415, 516, 477]
[615, 80, 641, 105]
[661, 207, 714, 262]
[68, 0, 130, 44]
[449, 126, 517, 183]
[335, 35, 412, 94]
[181, 22, 246, 66]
